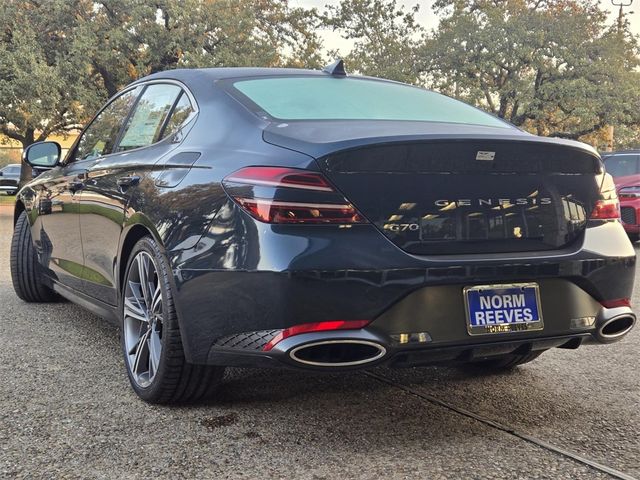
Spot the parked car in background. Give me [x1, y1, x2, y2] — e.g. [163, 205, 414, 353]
[10, 65, 637, 404]
[0, 163, 21, 195]
[602, 150, 640, 241]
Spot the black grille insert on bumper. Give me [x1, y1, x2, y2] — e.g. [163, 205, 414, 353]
[621, 207, 636, 225]
[212, 330, 280, 350]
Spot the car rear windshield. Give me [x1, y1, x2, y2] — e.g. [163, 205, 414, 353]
[603, 154, 640, 177]
[231, 76, 509, 128]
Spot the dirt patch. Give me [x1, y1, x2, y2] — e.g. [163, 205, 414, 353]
[200, 413, 239, 430]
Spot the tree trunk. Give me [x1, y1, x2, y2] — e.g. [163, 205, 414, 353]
[19, 128, 36, 189]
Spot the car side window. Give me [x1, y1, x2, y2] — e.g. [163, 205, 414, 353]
[117, 84, 182, 151]
[73, 87, 141, 162]
[160, 93, 195, 140]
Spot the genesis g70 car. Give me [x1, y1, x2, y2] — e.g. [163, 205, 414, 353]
[11, 62, 636, 403]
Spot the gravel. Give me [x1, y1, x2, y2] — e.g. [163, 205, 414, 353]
[0, 212, 638, 479]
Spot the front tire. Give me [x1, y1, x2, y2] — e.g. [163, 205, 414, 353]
[121, 236, 224, 404]
[10, 211, 57, 302]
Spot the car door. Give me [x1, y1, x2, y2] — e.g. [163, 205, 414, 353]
[40, 87, 142, 293]
[79, 82, 190, 305]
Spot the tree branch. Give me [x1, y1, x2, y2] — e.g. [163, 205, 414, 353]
[0, 124, 26, 145]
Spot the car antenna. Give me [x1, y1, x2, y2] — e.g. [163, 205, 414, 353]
[322, 59, 347, 77]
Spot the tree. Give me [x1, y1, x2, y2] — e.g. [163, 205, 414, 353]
[323, 0, 426, 84]
[425, 0, 640, 146]
[0, 0, 106, 183]
[0, 0, 323, 184]
[86, 0, 324, 97]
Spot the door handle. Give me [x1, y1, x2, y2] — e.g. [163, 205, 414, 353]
[117, 175, 140, 189]
[68, 180, 85, 193]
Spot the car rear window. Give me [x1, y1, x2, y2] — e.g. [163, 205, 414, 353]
[604, 154, 639, 177]
[231, 76, 510, 128]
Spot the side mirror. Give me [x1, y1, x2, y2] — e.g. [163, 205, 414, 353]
[0, 171, 3, 176]
[23, 141, 61, 169]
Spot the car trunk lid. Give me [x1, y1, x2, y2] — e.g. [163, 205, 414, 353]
[264, 122, 602, 255]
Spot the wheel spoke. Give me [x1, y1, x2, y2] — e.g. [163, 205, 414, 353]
[132, 329, 150, 376]
[150, 283, 162, 315]
[137, 254, 152, 308]
[128, 335, 142, 356]
[149, 329, 162, 379]
[124, 295, 148, 323]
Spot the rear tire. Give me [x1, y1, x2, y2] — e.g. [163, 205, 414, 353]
[121, 236, 225, 404]
[466, 350, 545, 370]
[10, 211, 58, 302]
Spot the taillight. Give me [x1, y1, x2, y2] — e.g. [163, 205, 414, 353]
[223, 166, 366, 224]
[225, 167, 334, 192]
[262, 320, 371, 351]
[601, 298, 631, 308]
[590, 200, 620, 220]
[590, 173, 620, 220]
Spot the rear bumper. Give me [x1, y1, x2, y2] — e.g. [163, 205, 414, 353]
[203, 288, 635, 370]
[169, 216, 636, 365]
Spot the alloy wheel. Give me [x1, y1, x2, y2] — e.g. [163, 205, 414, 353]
[123, 251, 163, 388]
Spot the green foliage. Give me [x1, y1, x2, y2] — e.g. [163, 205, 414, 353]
[86, 0, 324, 96]
[425, 0, 640, 143]
[323, 0, 426, 84]
[0, 0, 323, 148]
[1, 0, 639, 151]
[0, 0, 104, 146]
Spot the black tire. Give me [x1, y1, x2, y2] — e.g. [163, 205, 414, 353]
[121, 236, 225, 404]
[466, 350, 545, 370]
[10, 211, 58, 302]
[628, 233, 639, 243]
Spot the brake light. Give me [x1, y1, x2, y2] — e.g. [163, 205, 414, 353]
[263, 320, 371, 351]
[590, 173, 620, 220]
[225, 167, 334, 192]
[223, 166, 366, 224]
[235, 198, 363, 224]
[590, 199, 620, 220]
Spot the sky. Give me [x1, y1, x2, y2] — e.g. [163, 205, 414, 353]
[290, 0, 640, 55]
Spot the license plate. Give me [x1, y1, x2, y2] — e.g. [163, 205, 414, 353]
[464, 283, 543, 335]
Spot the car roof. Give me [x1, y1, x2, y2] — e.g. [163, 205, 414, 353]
[2, 164, 20, 168]
[138, 67, 326, 84]
[602, 150, 640, 157]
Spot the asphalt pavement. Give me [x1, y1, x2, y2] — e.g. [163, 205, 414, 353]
[0, 209, 638, 479]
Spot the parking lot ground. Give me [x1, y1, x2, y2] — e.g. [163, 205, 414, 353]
[0, 212, 638, 479]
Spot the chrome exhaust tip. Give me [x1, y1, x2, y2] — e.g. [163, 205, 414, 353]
[595, 315, 636, 343]
[289, 339, 386, 367]
[592, 307, 636, 344]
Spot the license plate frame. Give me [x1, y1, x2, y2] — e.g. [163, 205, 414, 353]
[463, 283, 544, 336]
